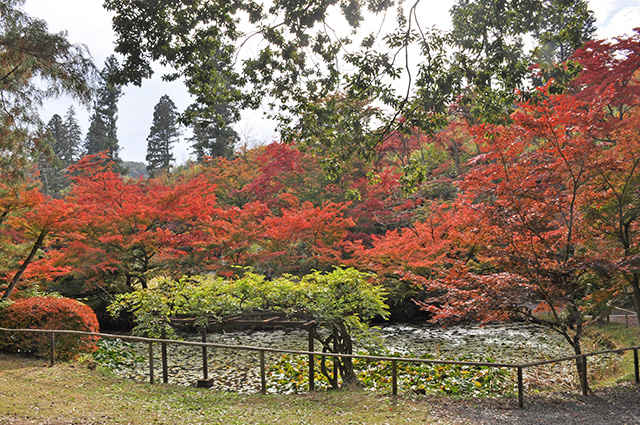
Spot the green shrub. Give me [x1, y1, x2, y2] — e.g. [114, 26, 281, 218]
[88, 338, 144, 371]
[267, 353, 514, 396]
[0, 296, 99, 360]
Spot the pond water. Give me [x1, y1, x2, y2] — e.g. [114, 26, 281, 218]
[108, 322, 615, 393]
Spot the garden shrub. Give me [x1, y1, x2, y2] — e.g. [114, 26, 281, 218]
[0, 296, 100, 360]
[267, 353, 513, 396]
[88, 338, 144, 371]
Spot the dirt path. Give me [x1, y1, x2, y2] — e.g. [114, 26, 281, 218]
[430, 383, 640, 424]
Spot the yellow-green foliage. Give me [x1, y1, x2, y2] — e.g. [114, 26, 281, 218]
[109, 268, 389, 338]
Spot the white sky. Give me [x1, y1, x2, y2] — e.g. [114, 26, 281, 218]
[23, 0, 640, 163]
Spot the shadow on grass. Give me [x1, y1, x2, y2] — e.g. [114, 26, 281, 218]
[0, 352, 49, 370]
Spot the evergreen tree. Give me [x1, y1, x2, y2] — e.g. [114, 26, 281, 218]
[189, 104, 238, 162]
[47, 114, 66, 153]
[85, 113, 110, 155]
[84, 55, 123, 164]
[39, 107, 82, 197]
[145, 95, 181, 177]
[62, 106, 82, 162]
[39, 114, 65, 196]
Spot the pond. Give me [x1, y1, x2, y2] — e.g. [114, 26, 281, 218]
[103, 322, 618, 394]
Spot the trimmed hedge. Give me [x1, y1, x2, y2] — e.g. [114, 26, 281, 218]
[0, 296, 99, 360]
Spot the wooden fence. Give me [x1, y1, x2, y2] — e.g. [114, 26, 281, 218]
[607, 306, 639, 328]
[1, 326, 639, 408]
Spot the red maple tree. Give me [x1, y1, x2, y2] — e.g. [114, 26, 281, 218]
[1, 182, 74, 299]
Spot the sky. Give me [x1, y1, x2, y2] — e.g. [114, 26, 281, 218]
[23, 0, 640, 164]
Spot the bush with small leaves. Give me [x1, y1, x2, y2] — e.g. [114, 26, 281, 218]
[0, 296, 99, 360]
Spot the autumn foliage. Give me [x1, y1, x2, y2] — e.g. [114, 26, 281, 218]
[0, 182, 74, 299]
[0, 296, 99, 360]
[0, 31, 639, 378]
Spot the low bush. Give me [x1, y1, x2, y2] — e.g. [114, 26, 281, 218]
[87, 338, 144, 371]
[267, 353, 513, 396]
[0, 296, 99, 360]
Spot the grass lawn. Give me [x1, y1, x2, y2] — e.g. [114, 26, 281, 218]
[0, 353, 451, 425]
[1, 321, 638, 425]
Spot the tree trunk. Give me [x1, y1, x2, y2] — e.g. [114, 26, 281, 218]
[1, 228, 48, 300]
[317, 333, 339, 389]
[0, 210, 9, 228]
[333, 321, 360, 388]
[314, 322, 361, 389]
[630, 272, 640, 326]
[338, 356, 360, 389]
[566, 305, 590, 394]
[572, 339, 590, 395]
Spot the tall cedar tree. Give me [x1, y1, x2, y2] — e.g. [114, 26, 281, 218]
[62, 106, 82, 162]
[190, 105, 238, 161]
[39, 115, 66, 196]
[146, 95, 181, 177]
[39, 107, 82, 197]
[84, 55, 123, 166]
[0, 0, 94, 182]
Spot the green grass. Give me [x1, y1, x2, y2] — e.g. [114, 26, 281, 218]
[1, 322, 638, 424]
[0, 353, 449, 425]
[583, 321, 640, 387]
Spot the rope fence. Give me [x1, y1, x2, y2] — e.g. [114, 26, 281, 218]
[1, 326, 638, 408]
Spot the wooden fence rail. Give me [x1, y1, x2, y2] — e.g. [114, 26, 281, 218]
[606, 305, 638, 328]
[1, 326, 638, 408]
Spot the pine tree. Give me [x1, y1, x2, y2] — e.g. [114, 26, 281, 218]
[39, 114, 65, 196]
[189, 104, 238, 161]
[85, 113, 110, 155]
[39, 107, 82, 197]
[145, 95, 181, 177]
[62, 106, 82, 163]
[84, 55, 123, 164]
[47, 114, 66, 154]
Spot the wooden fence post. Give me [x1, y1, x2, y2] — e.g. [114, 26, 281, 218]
[332, 337, 338, 384]
[148, 342, 154, 384]
[308, 323, 315, 392]
[196, 329, 214, 388]
[634, 348, 639, 384]
[161, 329, 168, 384]
[202, 329, 208, 380]
[49, 332, 55, 367]
[260, 350, 266, 394]
[391, 359, 398, 396]
[517, 366, 524, 408]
